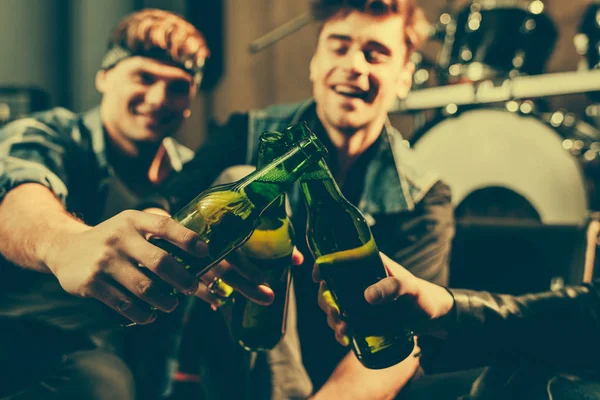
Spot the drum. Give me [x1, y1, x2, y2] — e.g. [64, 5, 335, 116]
[412, 105, 593, 293]
[412, 105, 589, 225]
[438, 0, 557, 83]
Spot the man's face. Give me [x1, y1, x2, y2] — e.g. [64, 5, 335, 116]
[96, 57, 197, 146]
[310, 11, 413, 133]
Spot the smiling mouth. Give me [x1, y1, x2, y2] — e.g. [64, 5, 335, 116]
[132, 109, 173, 126]
[332, 85, 369, 101]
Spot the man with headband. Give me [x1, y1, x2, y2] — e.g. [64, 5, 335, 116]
[0, 9, 267, 399]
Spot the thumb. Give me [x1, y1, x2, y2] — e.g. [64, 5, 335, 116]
[364, 277, 403, 305]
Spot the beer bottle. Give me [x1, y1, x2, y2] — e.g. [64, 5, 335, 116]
[292, 124, 415, 369]
[152, 128, 325, 279]
[231, 132, 295, 351]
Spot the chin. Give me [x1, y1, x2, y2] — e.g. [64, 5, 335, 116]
[128, 130, 163, 146]
[332, 115, 370, 132]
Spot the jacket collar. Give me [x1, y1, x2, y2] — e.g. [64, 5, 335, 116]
[80, 107, 193, 183]
[291, 99, 418, 215]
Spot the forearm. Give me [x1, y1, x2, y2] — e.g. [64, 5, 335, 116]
[421, 283, 600, 374]
[0, 184, 88, 273]
[312, 349, 420, 400]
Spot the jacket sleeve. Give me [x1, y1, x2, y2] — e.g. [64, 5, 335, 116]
[0, 116, 75, 206]
[420, 280, 600, 374]
[390, 180, 454, 286]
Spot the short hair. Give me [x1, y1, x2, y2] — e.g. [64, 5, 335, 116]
[103, 9, 208, 81]
[311, 0, 429, 60]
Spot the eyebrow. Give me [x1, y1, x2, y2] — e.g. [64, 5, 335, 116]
[326, 34, 352, 42]
[131, 66, 192, 83]
[326, 34, 392, 55]
[365, 40, 391, 56]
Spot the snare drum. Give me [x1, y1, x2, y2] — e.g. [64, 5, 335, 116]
[412, 105, 590, 225]
[438, 0, 557, 83]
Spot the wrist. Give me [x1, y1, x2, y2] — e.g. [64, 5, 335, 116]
[422, 283, 456, 339]
[39, 217, 89, 274]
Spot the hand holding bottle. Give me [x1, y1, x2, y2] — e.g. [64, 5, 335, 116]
[313, 252, 456, 345]
[143, 207, 276, 309]
[148, 125, 325, 318]
[44, 210, 206, 325]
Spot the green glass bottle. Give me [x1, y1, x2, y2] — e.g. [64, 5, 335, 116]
[231, 132, 295, 351]
[152, 128, 326, 279]
[291, 124, 415, 370]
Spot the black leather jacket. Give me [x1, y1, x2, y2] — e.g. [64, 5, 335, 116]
[420, 281, 600, 375]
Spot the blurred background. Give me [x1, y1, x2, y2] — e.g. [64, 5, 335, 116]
[2, 0, 599, 293]
[0, 0, 595, 149]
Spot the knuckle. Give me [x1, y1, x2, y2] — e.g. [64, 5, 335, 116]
[104, 233, 121, 248]
[153, 215, 172, 236]
[97, 248, 117, 267]
[77, 283, 95, 299]
[180, 228, 198, 248]
[109, 221, 132, 244]
[116, 299, 134, 313]
[118, 209, 138, 221]
[136, 279, 155, 297]
[149, 250, 170, 271]
[328, 310, 339, 324]
[327, 314, 336, 329]
[76, 270, 104, 298]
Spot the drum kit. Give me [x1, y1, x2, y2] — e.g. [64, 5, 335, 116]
[395, 0, 600, 290]
[394, 0, 600, 227]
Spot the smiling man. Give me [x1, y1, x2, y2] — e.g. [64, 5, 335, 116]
[0, 9, 219, 400]
[160, 1, 455, 399]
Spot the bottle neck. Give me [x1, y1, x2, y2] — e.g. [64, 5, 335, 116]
[256, 137, 287, 221]
[239, 136, 324, 211]
[299, 159, 346, 209]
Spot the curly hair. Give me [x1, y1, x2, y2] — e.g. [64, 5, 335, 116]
[311, 0, 429, 60]
[103, 9, 208, 79]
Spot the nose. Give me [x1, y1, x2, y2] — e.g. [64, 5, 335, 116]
[341, 49, 368, 76]
[145, 82, 168, 107]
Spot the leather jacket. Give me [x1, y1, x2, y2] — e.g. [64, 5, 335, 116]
[420, 281, 600, 375]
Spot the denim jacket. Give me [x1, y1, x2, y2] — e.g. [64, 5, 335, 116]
[246, 98, 441, 221]
[0, 107, 193, 224]
[0, 107, 192, 332]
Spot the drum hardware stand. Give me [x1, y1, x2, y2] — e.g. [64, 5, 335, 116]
[584, 212, 600, 283]
[392, 69, 600, 112]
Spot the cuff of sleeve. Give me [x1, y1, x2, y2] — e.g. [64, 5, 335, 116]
[0, 162, 68, 205]
[419, 289, 488, 373]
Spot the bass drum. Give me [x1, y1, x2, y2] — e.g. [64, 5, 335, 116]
[413, 106, 590, 294]
[412, 107, 588, 225]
